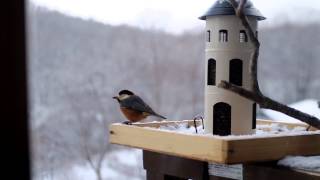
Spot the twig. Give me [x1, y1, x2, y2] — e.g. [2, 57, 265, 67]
[193, 117, 198, 134]
[201, 116, 204, 129]
[193, 115, 205, 130]
[306, 126, 311, 131]
[229, 0, 260, 93]
[218, 0, 320, 129]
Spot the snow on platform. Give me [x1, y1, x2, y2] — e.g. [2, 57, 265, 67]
[157, 121, 320, 139]
[278, 155, 320, 173]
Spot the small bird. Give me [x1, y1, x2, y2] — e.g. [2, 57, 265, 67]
[113, 90, 166, 124]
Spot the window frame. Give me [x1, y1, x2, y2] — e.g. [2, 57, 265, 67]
[207, 58, 216, 86]
[239, 30, 248, 43]
[229, 59, 243, 86]
[206, 30, 211, 42]
[219, 29, 228, 42]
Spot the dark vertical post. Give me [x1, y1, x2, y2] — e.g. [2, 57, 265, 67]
[143, 151, 209, 180]
[0, 0, 30, 180]
[252, 103, 256, 129]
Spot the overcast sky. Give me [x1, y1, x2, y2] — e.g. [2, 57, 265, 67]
[30, 0, 320, 34]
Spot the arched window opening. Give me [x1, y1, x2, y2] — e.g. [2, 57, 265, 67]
[239, 30, 248, 43]
[229, 59, 243, 86]
[207, 59, 216, 86]
[219, 30, 228, 42]
[213, 102, 231, 136]
[206, 30, 211, 42]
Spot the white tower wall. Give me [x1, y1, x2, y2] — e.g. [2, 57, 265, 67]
[204, 16, 258, 135]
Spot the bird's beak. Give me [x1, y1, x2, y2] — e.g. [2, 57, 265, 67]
[113, 96, 120, 102]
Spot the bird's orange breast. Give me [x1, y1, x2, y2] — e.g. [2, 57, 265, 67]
[120, 107, 148, 122]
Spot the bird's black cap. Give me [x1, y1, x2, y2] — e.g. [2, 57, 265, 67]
[119, 90, 134, 96]
[199, 0, 265, 21]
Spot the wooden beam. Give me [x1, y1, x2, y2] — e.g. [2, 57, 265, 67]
[110, 124, 228, 162]
[109, 120, 320, 164]
[226, 134, 320, 163]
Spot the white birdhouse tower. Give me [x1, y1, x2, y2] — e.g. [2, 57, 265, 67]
[199, 0, 265, 135]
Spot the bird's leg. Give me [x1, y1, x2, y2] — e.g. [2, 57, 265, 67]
[122, 121, 132, 125]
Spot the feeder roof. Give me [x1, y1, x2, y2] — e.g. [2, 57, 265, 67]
[199, 0, 266, 21]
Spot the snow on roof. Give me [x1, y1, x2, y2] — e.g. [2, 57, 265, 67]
[199, 0, 266, 20]
[262, 99, 320, 124]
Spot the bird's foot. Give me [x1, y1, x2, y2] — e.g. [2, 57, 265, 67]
[122, 121, 132, 125]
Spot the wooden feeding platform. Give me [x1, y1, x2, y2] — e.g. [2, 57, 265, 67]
[109, 119, 320, 164]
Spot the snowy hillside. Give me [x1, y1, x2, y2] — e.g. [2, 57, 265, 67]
[29, 7, 320, 180]
[35, 149, 145, 180]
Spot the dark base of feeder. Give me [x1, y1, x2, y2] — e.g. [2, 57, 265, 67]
[143, 150, 208, 180]
[143, 150, 319, 180]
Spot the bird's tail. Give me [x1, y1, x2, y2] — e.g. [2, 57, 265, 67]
[154, 113, 166, 119]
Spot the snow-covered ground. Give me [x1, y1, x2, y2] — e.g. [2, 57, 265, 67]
[72, 149, 144, 180]
[262, 99, 320, 124]
[37, 149, 145, 180]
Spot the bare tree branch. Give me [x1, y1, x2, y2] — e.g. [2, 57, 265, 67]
[63, 82, 109, 180]
[84, 143, 96, 171]
[229, 0, 260, 92]
[220, 0, 320, 129]
[219, 81, 320, 128]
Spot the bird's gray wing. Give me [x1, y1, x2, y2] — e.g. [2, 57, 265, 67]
[120, 95, 156, 115]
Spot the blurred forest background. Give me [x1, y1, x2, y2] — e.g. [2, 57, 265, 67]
[28, 4, 320, 180]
